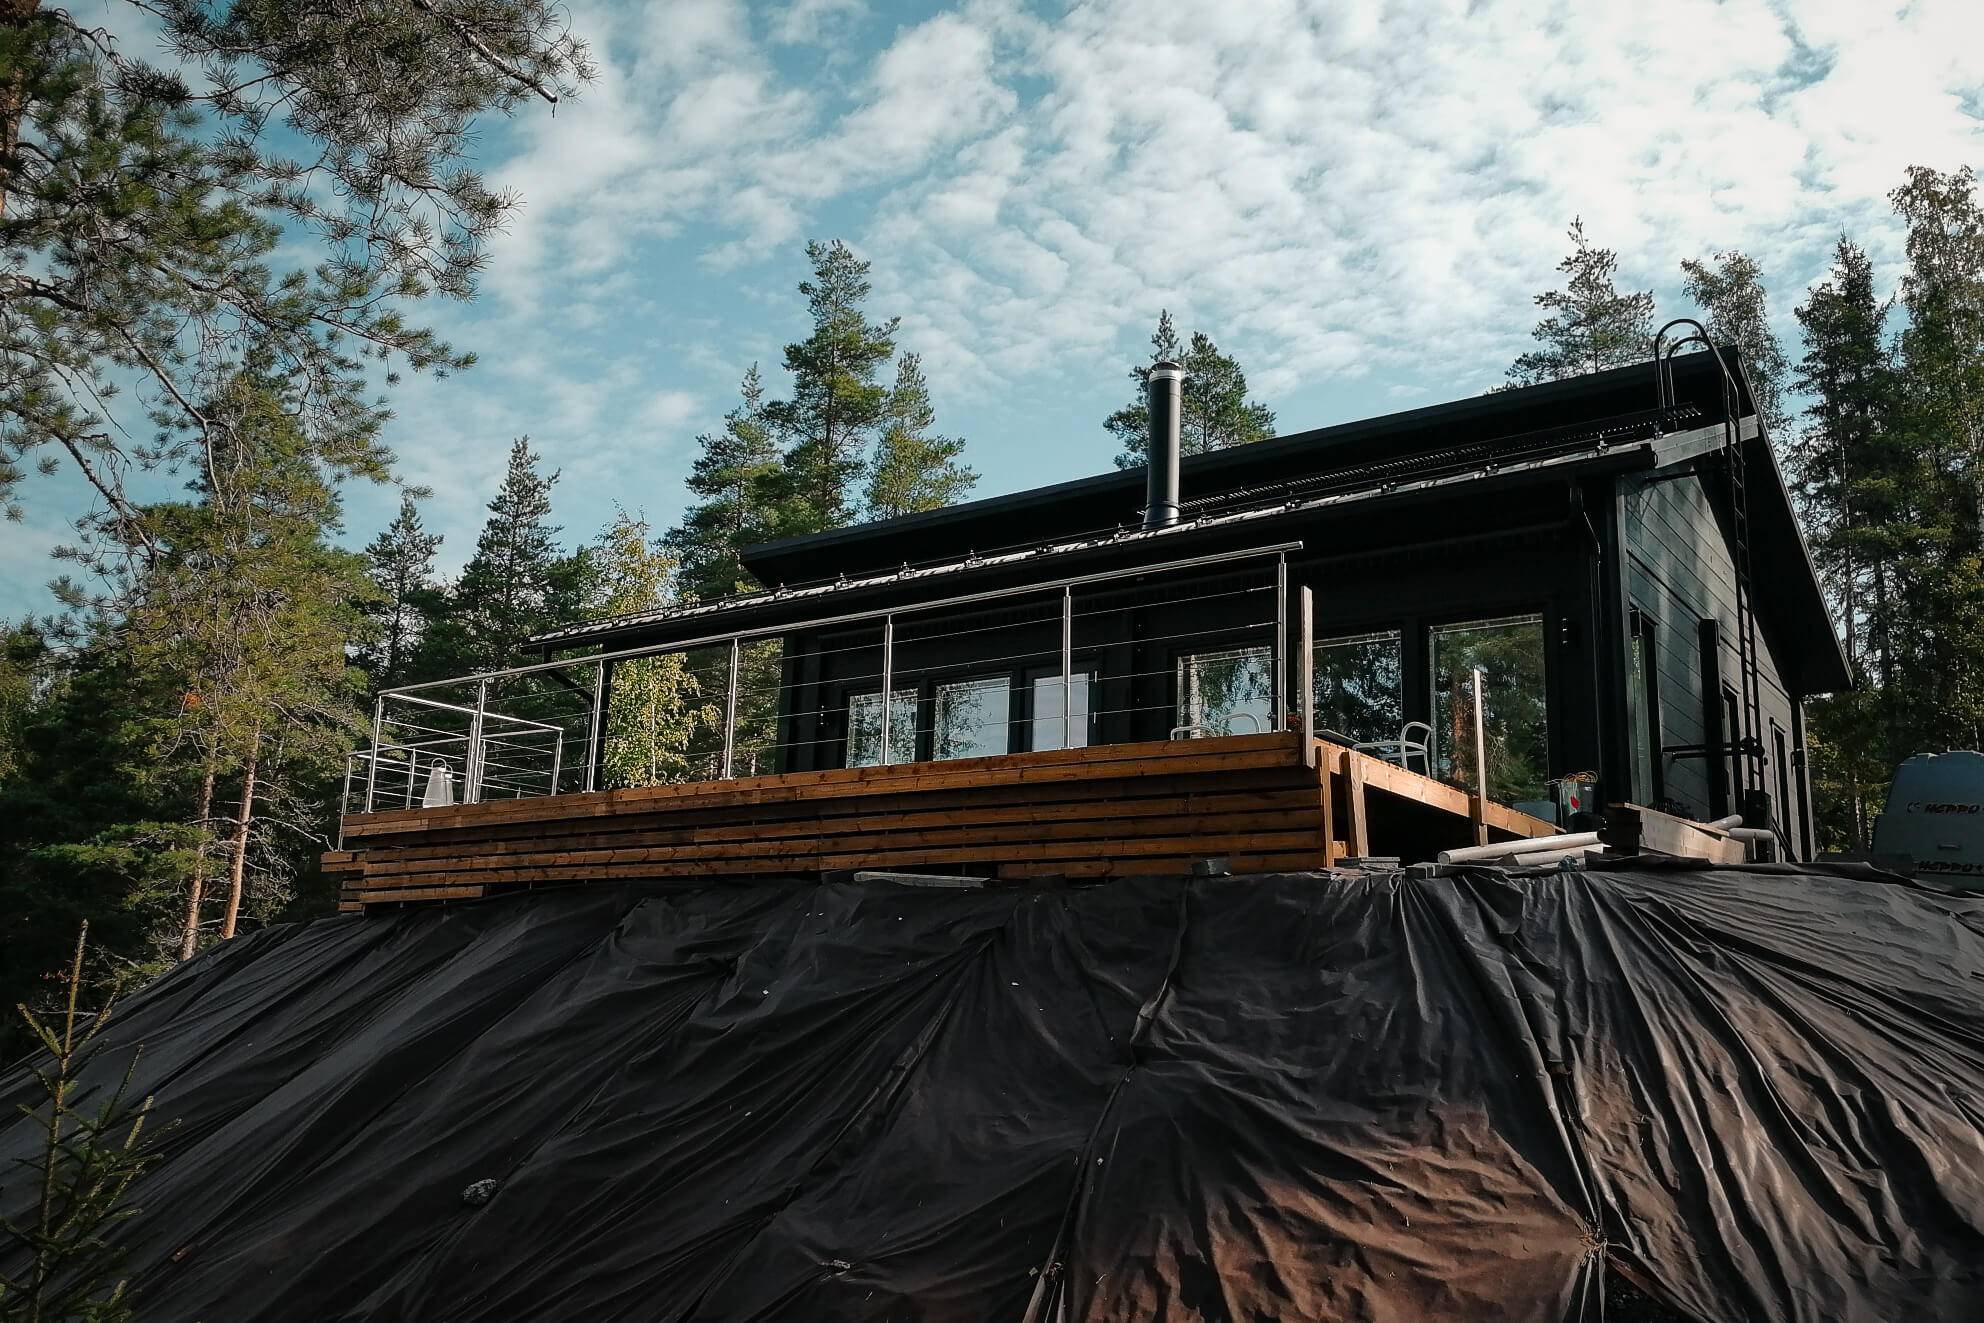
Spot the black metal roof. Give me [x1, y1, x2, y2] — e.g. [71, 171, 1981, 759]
[535, 353, 1849, 694]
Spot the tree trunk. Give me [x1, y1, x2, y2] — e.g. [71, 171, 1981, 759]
[0, 0, 40, 223]
[179, 766, 216, 961]
[220, 731, 260, 940]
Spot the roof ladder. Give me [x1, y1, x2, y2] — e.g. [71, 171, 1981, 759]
[1653, 324, 1778, 848]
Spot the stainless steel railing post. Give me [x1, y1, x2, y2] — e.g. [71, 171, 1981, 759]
[466, 679, 489, 804]
[723, 638, 741, 779]
[1061, 586, 1074, 748]
[879, 615, 896, 766]
[363, 694, 384, 813]
[1274, 553, 1288, 732]
[584, 659, 605, 793]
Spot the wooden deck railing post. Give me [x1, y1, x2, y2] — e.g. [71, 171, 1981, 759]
[1298, 587, 1314, 768]
[1341, 748, 1370, 858]
[1470, 666, 1489, 846]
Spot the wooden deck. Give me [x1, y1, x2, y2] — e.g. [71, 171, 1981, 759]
[324, 733, 1559, 912]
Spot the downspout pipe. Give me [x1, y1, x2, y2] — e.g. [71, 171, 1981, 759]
[1145, 360, 1185, 529]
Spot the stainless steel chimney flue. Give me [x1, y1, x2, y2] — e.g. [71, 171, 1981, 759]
[1144, 360, 1185, 529]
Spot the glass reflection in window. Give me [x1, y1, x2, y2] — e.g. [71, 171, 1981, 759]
[935, 676, 1011, 760]
[1430, 615, 1549, 804]
[1313, 630, 1403, 746]
[847, 688, 917, 767]
[1178, 646, 1274, 737]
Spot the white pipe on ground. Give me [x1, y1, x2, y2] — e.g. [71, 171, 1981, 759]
[1439, 832, 1602, 865]
[1501, 846, 1610, 868]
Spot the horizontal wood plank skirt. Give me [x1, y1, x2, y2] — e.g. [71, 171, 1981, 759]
[327, 733, 1557, 911]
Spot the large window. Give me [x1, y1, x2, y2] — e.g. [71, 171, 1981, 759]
[1430, 615, 1549, 804]
[934, 675, 1011, 760]
[1313, 630, 1403, 746]
[1177, 646, 1274, 737]
[847, 688, 917, 767]
[1031, 673, 1091, 751]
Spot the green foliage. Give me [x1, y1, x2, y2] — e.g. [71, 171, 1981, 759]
[664, 365, 780, 603]
[1, 0, 591, 541]
[361, 494, 443, 685]
[590, 509, 713, 788]
[1106, 311, 1276, 469]
[1680, 249, 1791, 435]
[762, 240, 899, 538]
[865, 353, 976, 520]
[0, 645, 189, 1060]
[413, 437, 572, 677]
[1794, 167, 1984, 850]
[1506, 219, 1656, 385]
[0, 925, 162, 1323]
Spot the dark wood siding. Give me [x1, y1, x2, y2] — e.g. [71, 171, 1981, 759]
[1620, 469, 1804, 851]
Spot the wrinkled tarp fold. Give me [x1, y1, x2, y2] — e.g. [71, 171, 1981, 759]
[2, 867, 1981, 1322]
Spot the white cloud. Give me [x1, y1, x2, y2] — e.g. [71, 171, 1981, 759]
[281, 0, 1984, 600]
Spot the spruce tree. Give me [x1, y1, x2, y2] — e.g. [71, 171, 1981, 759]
[865, 353, 976, 520]
[1792, 240, 1899, 675]
[418, 437, 564, 676]
[1680, 249, 1791, 435]
[764, 240, 899, 538]
[1791, 240, 1903, 849]
[362, 494, 443, 685]
[665, 365, 781, 603]
[1105, 312, 1277, 469]
[1506, 220, 1657, 385]
[1888, 165, 1984, 753]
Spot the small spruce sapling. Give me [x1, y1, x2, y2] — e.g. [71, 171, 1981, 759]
[0, 925, 162, 1323]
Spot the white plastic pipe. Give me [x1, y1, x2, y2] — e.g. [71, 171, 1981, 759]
[1439, 831, 1602, 865]
[1705, 814, 1744, 830]
[1500, 845, 1610, 868]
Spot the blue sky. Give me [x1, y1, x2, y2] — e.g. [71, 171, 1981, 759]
[4, 0, 1983, 619]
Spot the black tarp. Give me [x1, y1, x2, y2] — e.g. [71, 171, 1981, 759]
[3, 866, 1982, 1322]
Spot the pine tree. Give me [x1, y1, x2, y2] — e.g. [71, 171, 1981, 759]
[764, 240, 899, 538]
[417, 437, 564, 677]
[362, 495, 443, 685]
[1105, 312, 1277, 469]
[1506, 220, 1657, 385]
[2, 0, 591, 544]
[118, 376, 371, 955]
[664, 365, 781, 603]
[591, 510, 713, 788]
[1680, 249, 1791, 436]
[865, 353, 976, 520]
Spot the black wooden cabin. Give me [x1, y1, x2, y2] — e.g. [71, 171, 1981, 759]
[536, 349, 1846, 862]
